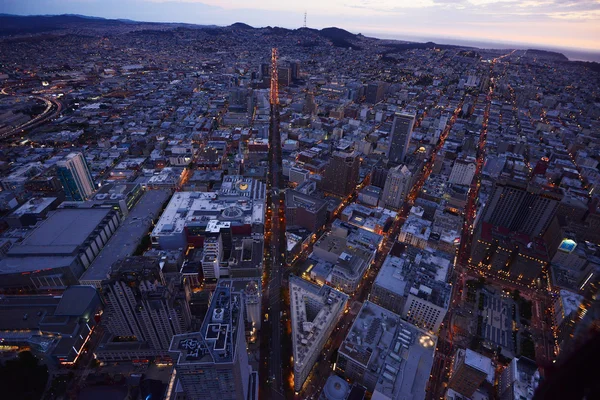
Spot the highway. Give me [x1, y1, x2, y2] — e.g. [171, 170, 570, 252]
[0, 86, 63, 140]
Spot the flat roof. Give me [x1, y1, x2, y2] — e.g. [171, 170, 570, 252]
[8, 208, 111, 256]
[79, 190, 171, 283]
[339, 301, 436, 400]
[464, 349, 494, 377]
[290, 276, 348, 373]
[10, 197, 57, 217]
[373, 254, 409, 296]
[0, 255, 77, 274]
[170, 285, 242, 365]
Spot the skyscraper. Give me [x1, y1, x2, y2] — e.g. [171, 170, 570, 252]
[448, 349, 493, 397]
[365, 82, 385, 104]
[388, 113, 415, 164]
[57, 152, 95, 201]
[322, 151, 360, 197]
[381, 165, 412, 210]
[101, 257, 191, 350]
[169, 284, 250, 400]
[482, 179, 562, 237]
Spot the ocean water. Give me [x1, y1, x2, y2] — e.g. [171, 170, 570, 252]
[365, 32, 600, 63]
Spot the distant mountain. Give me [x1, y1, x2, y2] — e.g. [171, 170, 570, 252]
[570, 60, 600, 73]
[0, 14, 587, 63]
[318, 27, 361, 49]
[0, 14, 128, 35]
[229, 22, 254, 30]
[525, 48, 568, 61]
[319, 27, 355, 40]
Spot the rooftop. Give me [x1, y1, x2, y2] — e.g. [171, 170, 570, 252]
[79, 189, 171, 284]
[374, 246, 452, 307]
[152, 180, 265, 237]
[10, 197, 57, 217]
[339, 301, 436, 400]
[170, 285, 242, 365]
[290, 276, 348, 373]
[464, 349, 494, 379]
[8, 208, 112, 256]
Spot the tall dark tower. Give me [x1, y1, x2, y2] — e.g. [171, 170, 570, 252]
[260, 48, 289, 400]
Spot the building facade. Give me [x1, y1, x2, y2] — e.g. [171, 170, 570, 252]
[448, 159, 477, 186]
[101, 257, 191, 350]
[381, 165, 412, 210]
[322, 151, 360, 198]
[448, 349, 493, 397]
[482, 179, 562, 237]
[388, 113, 415, 164]
[57, 152, 95, 201]
[169, 284, 250, 400]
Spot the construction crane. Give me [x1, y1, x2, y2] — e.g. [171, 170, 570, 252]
[270, 48, 279, 105]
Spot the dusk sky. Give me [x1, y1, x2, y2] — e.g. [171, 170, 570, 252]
[3, 0, 600, 52]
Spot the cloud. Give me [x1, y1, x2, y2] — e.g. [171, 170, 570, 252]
[1, 0, 598, 50]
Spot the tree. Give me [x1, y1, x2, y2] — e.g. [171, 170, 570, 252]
[0, 351, 48, 400]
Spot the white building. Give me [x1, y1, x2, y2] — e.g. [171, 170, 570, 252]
[371, 245, 451, 332]
[151, 176, 265, 250]
[336, 301, 436, 399]
[290, 276, 348, 391]
[448, 158, 477, 186]
[381, 165, 412, 210]
[398, 207, 432, 249]
[289, 166, 311, 185]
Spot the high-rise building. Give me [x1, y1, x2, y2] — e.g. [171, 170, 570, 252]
[169, 284, 250, 400]
[371, 245, 452, 331]
[365, 82, 385, 104]
[388, 113, 415, 164]
[290, 276, 348, 391]
[448, 158, 477, 186]
[290, 60, 300, 81]
[322, 151, 360, 198]
[278, 66, 291, 86]
[498, 357, 539, 400]
[57, 152, 95, 201]
[101, 257, 191, 350]
[482, 179, 563, 237]
[370, 163, 389, 189]
[285, 189, 328, 232]
[448, 349, 494, 397]
[381, 165, 412, 210]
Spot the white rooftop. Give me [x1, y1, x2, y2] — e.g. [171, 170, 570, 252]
[290, 276, 347, 374]
[465, 349, 494, 382]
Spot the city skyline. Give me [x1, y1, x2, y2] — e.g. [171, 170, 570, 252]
[0, 7, 599, 400]
[3, 0, 600, 55]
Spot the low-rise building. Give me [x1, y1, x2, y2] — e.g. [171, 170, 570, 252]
[336, 301, 436, 399]
[0, 208, 120, 292]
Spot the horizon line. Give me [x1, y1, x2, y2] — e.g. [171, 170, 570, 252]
[3, 12, 600, 59]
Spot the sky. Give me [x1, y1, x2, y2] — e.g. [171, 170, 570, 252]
[3, 0, 600, 53]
